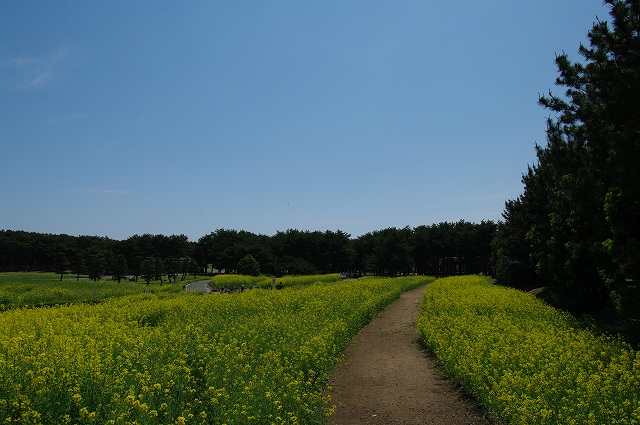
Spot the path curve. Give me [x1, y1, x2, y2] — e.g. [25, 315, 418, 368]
[184, 280, 212, 294]
[327, 284, 489, 425]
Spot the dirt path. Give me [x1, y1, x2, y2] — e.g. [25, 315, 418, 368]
[184, 280, 212, 294]
[327, 285, 489, 425]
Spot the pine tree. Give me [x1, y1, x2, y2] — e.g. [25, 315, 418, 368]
[539, 0, 640, 314]
[496, 1, 640, 325]
[54, 252, 71, 281]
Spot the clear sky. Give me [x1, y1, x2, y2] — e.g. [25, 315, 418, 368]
[1, 1, 609, 241]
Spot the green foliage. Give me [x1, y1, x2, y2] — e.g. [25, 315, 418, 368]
[53, 252, 71, 281]
[418, 276, 639, 424]
[494, 0, 640, 325]
[236, 254, 260, 276]
[362, 227, 413, 276]
[1, 222, 497, 287]
[85, 250, 106, 281]
[140, 257, 162, 284]
[112, 254, 128, 283]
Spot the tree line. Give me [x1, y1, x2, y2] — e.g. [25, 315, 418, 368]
[0, 220, 496, 279]
[492, 0, 639, 340]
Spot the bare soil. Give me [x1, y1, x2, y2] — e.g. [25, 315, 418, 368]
[327, 285, 490, 425]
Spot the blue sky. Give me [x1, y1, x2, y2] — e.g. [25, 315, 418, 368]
[1, 1, 609, 241]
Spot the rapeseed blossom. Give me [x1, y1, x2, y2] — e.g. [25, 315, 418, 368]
[0, 274, 431, 424]
[417, 275, 640, 424]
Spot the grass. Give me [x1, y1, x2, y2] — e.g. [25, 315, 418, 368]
[0, 272, 204, 310]
[0, 271, 69, 283]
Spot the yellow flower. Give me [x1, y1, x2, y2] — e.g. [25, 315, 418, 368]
[1, 275, 434, 425]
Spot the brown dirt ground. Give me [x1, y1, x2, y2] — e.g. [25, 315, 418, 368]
[327, 285, 490, 425]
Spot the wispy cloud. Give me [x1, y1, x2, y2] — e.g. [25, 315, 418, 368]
[4, 45, 79, 89]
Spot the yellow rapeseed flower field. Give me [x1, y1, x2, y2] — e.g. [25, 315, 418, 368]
[209, 273, 341, 290]
[417, 275, 640, 424]
[0, 274, 431, 424]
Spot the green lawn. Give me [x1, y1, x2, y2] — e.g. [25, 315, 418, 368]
[0, 271, 68, 283]
[0, 272, 205, 310]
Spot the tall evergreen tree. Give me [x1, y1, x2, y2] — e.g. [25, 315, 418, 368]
[492, 197, 537, 289]
[85, 250, 106, 282]
[539, 0, 640, 313]
[112, 254, 128, 283]
[495, 1, 639, 325]
[54, 252, 71, 281]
